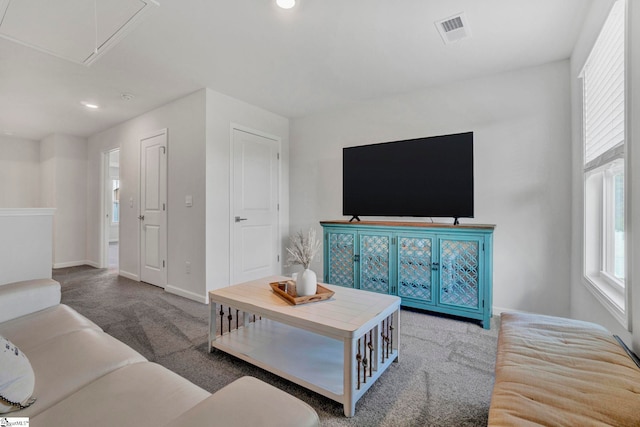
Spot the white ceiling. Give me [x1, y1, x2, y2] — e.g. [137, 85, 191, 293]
[0, 0, 154, 65]
[0, 0, 593, 141]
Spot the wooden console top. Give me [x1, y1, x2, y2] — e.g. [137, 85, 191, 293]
[320, 220, 495, 230]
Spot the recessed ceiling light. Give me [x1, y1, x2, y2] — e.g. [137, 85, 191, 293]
[81, 102, 100, 109]
[276, 0, 295, 9]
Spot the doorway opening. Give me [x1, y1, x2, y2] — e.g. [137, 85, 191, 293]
[103, 148, 120, 270]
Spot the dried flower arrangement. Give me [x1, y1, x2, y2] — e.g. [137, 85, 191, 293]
[286, 228, 321, 270]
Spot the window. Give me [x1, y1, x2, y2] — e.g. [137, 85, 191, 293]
[581, 0, 627, 327]
[112, 179, 120, 224]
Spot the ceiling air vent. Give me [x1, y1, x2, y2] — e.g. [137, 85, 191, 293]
[435, 13, 471, 44]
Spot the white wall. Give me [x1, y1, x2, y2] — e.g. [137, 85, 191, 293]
[0, 136, 41, 207]
[40, 137, 55, 209]
[54, 135, 87, 267]
[0, 209, 54, 285]
[570, 0, 640, 351]
[290, 60, 572, 317]
[87, 88, 289, 302]
[40, 134, 88, 268]
[88, 90, 207, 301]
[205, 89, 290, 294]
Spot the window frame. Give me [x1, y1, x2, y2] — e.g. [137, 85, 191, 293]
[580, 0, 630, 330]
[601, 160, 624, 287]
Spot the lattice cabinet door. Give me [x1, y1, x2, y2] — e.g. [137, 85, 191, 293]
[437, 237, 482, 312]
[325, 229, 357, 288]
[358, 232, 393, 294]
[321, 221, 494, 329]
[397, 234, 435, 304]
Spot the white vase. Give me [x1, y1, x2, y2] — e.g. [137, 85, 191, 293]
[296, 268, 317, 296]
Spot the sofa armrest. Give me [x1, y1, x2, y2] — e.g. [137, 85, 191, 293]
[169, 376, 319, 427]
[0, 278, 61, 323]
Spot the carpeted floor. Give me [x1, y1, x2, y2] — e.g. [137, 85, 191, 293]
[54, 265, 499, 426]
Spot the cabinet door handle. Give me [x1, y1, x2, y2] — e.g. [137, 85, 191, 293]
[235, 216, 248, 222]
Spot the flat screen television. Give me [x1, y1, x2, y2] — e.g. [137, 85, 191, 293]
[343, 131, 474, 223]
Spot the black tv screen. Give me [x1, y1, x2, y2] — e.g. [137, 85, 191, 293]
[343, 132, 474, 220]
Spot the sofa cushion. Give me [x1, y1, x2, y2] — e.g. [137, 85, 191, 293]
[17, 328, 146, 417]
[488, 312, 640, 426]
[0, 335, 36, 413]
[0, 304, 101, 352]
[31, 362, 210, 427]
[169, 376, 320, 427]
[0, 279, 61, 324]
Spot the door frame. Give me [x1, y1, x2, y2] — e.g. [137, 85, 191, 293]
[100, 147, 120, 269]
[228, 123, 282, 284]
[139, 128, 168, 287]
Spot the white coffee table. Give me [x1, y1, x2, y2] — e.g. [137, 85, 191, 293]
[208, 275, 401, 417]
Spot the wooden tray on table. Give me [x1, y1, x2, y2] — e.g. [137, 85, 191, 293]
[270, 281, 335, 305]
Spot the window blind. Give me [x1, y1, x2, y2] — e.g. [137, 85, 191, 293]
[582, 0, 625, 170]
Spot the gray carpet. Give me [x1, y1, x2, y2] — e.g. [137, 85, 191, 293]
[54, 266, 499, 426]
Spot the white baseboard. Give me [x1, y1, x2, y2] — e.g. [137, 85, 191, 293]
[493, 306, 575, 320]
[165, 285, 207, 304]
[119, 270, 139, 281]
[492, 306, 509, 316]
[493, 306, 534, 317]
[53, 260, 93, 269]
[85, 260, 100, 268]
[492, 306, 541, 317]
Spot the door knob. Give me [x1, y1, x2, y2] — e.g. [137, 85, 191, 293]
[235, 216, 248, 222]
[138, 215, 145, 220]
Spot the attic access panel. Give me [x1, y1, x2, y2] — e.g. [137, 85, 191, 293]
[0, 0, 157, 66]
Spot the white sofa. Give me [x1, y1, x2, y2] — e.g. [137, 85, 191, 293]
[0, 278, 320, 427]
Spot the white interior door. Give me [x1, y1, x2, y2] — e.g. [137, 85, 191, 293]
[140, 130, 167, 288]
[232, 127, 279, 284]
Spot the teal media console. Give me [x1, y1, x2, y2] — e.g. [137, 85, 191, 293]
[321, 221, 495, 329]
